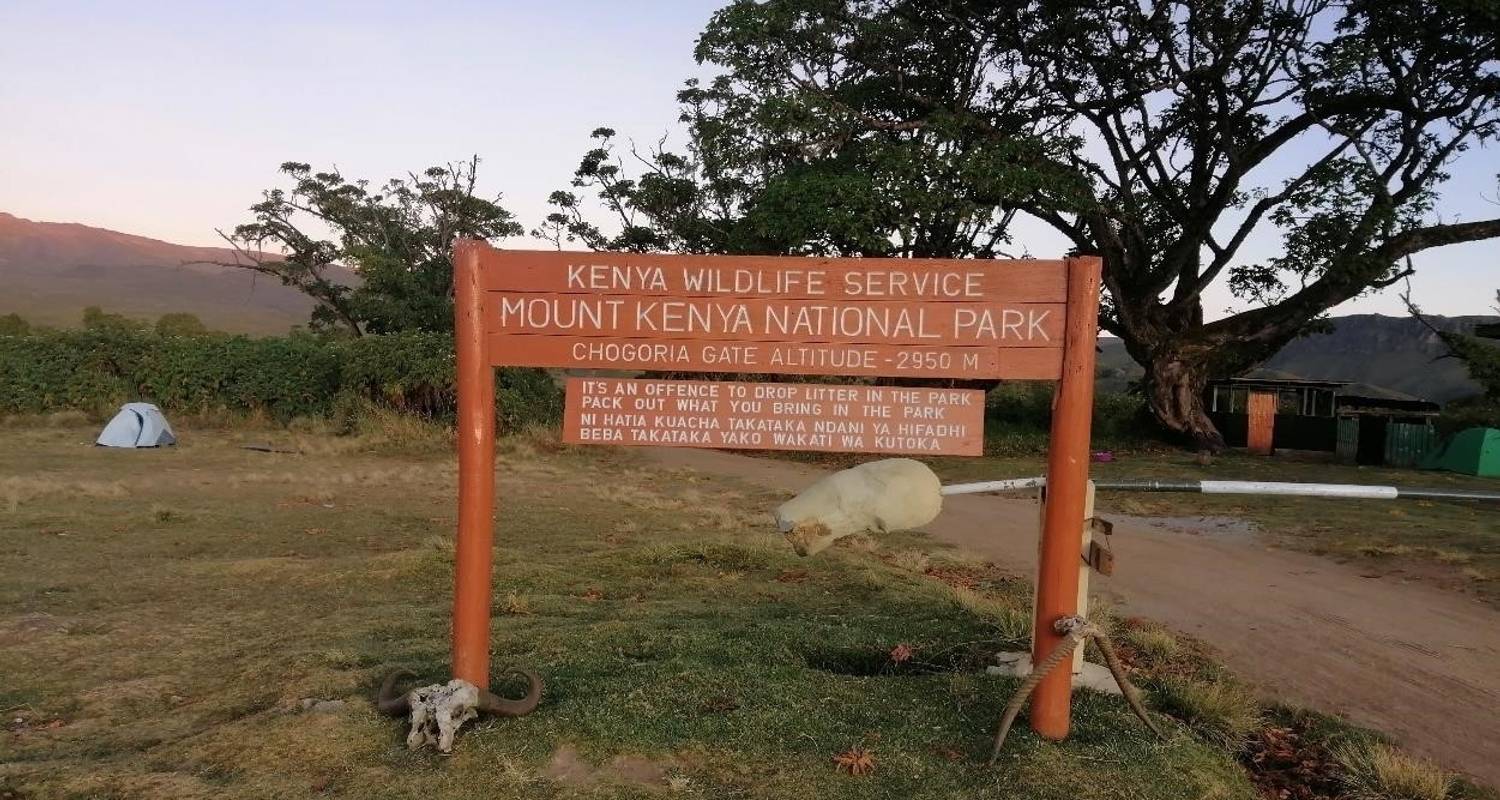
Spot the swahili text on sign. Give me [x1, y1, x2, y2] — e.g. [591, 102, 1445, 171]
[562, 378, 985, 457]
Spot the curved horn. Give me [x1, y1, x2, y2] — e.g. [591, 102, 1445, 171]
[478, 667, 543, 717]
[375, 668, 417, 716]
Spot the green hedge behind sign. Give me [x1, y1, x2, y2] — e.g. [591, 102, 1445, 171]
[0, 330, 561, 431]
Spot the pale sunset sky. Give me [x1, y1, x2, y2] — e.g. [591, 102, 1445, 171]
[1, 0, 1496, 318]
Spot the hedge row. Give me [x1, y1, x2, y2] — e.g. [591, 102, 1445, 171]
[0, 330, 562, 431]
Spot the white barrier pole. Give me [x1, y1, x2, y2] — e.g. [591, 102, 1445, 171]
[939, 477, 1499, 502]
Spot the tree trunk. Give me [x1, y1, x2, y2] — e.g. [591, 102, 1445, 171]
[1143, 352, 1225, 451]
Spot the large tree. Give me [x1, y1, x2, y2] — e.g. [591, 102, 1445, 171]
[553, 0, 1500, 448]
[206, 158, 522, 336]
[538, 5, 1080, 260]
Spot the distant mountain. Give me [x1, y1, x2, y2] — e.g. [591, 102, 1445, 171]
[1098, 314, 1500, 405]
[4, 213, 1492, 402]
[0, 212, 344, 334]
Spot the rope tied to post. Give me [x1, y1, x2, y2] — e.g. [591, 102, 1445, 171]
[989, 615, 1165, 763]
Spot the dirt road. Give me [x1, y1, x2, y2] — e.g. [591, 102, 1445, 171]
[644, 447, 1500, 786]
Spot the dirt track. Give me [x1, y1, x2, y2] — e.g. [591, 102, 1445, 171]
[643, 447, 1500, 787]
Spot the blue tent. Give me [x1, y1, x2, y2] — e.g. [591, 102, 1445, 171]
[96, 403, 176, 448]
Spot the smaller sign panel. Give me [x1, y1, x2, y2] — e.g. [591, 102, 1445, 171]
[562, 378, 985, 456]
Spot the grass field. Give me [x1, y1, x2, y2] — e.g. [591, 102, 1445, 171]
[922, 447, 1500, 604]
[0, 421, 1488, 799]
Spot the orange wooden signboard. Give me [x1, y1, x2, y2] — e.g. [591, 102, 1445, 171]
[480, 249, 1067, 380]
[563, 378, 985, 456]
[449, 241, 1102, 743]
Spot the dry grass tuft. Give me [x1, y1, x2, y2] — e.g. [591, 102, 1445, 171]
[295, 403, 451, 455]
[597, 484, 684, 512]
[44, 409, 93, 427]
[2, 476, 128, 512]
[947, 585, 1030, 641]
[1150, 678, 1263, 748]
[888, 549, 932, 573]
[1360, 544, 1417, 558]
[696, 505, 747, 532]
[1333, 741, 1454, 800]
[1126, 627, 1182, 662]
[151, 504, 188, 524]
[1432, 550, 1473, 566]
[500, 593, 533, 616]
[503, 424, 567, 457]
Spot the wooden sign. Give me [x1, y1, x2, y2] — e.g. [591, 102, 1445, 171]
[447, 241, 1103, 745]
[562, 378, 985, 456]
[482, 249, 1067, 379]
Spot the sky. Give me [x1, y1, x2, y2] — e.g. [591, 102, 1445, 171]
[1, 0, 1496, 319]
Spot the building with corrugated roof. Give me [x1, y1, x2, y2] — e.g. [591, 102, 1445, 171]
[1204, 369, 1439, 465]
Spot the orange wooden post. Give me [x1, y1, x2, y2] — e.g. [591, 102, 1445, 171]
[451, 240, 496, 687]
[1028, 255, 1103, 740]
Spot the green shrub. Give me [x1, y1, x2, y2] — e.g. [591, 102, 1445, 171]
[0, 329, 560, 432]
[497, 366, 563, 432]
[983, 382, 1161, 454]
[132, 333, 342, 419]
[1436, 397, 1500, 436]
[341, 331, 455, 416]
[0, 313, 30, 336]
[0, 331, 134, 414]
[154, 313, 210, 337]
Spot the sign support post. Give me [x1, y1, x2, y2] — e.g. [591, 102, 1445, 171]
[1028, 256, 1103, 739]
[451, 240, 497, 687]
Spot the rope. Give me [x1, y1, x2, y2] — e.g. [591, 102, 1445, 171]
[989, 615, 1164, 764]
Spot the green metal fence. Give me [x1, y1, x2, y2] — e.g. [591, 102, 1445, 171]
[1385, 421, 1438, 468]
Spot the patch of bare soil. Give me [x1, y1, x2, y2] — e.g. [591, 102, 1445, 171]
[543, 743, 680, 792]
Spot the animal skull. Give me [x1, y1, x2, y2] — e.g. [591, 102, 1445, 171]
[375, 667, 543, 752]
[404, 679, 481, 753]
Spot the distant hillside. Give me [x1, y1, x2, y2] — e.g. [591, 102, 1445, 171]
[5, 213, 1493, 401]
[1098, 314, 1500, 404]
[0, 213, 346, 334]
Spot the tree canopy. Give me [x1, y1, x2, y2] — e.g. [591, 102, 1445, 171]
[0, 313, 30, 337]
[553, 0, 1500, 447]
[82, 306, 144, 334]
[1413, 289, 1500, 400]
[207, 158, 523, 336]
